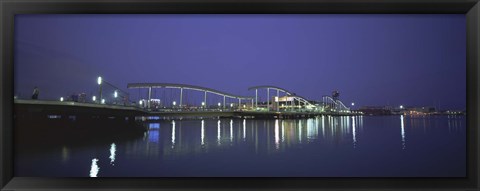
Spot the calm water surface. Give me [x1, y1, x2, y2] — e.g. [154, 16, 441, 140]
[15, 115, 466, 177]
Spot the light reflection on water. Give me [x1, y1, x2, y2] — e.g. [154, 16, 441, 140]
[171, 120, 175, 148]
[243, 119, 246, 141]
[230, 119, 233, 143]
[201, 120, 205, 146]
[109, 143, 116, 165]
[16, 115, 466, 177]
[89, 158, 99, 177]
[217, 119, 221, 145]
[134, 116, 369, 157]
[141, 115, 458, 177]
[114, 115, 464, 176]
[401, 115, 406, 150]
[352, 116, 356, 149]
[274, 119, 279, 150]
[116, 115, 464, 173]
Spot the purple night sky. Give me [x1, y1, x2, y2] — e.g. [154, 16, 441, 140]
[14, 14, 466, 110]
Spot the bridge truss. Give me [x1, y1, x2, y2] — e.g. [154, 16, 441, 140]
[127, 83, 351, 114]
[128, 83, 254, 109]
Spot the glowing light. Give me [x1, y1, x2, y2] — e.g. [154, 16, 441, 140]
[48, 115, 61, 119]
[352, 116, 356, 148]
[401, 115, 406, 149]
[306, 118, 317, 140]
[173, 101, 176, 106]
[109, 143, 116, 165]
[60, 97, 64, 102]
[243, 105, 246, 108]
[149, 123, 160, 129]
[281, 120, 285, 142]
[400, 105, 404, 109]
[217, 120, 221, 145]
[114, 91, 118, 98]
[218, 102, 221, 107]
[230, 103, 234, 108]
[275, 119, 280, 150]
[101, 99, 105, 104]
[92, 96, 96, 101]
[321, 115, 325, 137]
[89, 158, 99, 177]
[147, 116, 159, 120]
[351, 102, 355, 106]
[299, 120, 302, 143]
[201, 102, 205, 106]
[171, 120, 176, 148]
[97, 76, 102, 85]
[201, 120, 205, 146]
[243, 119, 246, 140]
[230, 119, 233, 142]
[274, 96, 279, 102]
[148, 130, 159, 143]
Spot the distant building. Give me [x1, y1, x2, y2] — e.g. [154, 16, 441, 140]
[358, 106, 392, 115]
[405, 107, 436, 115]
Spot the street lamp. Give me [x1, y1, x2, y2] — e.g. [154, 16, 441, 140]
[101, 99, 105, 104]
[230, 103, 233, 108]
[400, 105, 404, 109]
[114, 90, 118, 98]
[218, 102, 221, 107]
[60, 97, 64, 102]
[173, 101, 176, 106]
[97, 76, 103, 103]
[201, 102, 205, 107]
[351, 102, 355, 106]
[92, 96, 96, 102]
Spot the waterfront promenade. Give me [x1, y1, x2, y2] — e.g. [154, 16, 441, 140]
[14, 99, 360, 119]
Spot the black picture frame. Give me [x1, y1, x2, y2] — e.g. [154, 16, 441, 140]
[1, 0, 479, 190]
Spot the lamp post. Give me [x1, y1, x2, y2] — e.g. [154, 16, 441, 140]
[97, 76, 102, 104]
[201, 102, 205, 110]
[96, 76, 129, 105]
[173, 101, 176, 108]
[114, 90, 118, 105]
[92, 96, 96, 102]
[60, 97, 64, 102]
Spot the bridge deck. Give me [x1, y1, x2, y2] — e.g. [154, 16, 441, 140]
[14, 99, 360, 118]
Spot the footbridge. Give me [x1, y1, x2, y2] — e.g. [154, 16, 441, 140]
[126, 83, 353, 115]
[248, 85, 318, 112]
[127, 83, 255, 110]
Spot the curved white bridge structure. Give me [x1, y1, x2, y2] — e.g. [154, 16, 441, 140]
[248, 85, 318, 112]
[127, 83, 351, 114]
[128, 83, 254, 109]
[322, 95, 350, 112]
